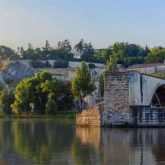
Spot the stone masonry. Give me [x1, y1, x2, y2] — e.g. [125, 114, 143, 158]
[102, 71, 130, 126]
[76, 71, 165, 127]
[76, 103, 104, 127]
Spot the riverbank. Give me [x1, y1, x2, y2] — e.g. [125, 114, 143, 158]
[0, 112, 77, 119]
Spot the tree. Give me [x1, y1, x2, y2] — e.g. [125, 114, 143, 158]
[11, 72, 73, 114]
[145, 47, 165, 63]
[28, 43, 33, 50]
[106, 53, 117, 71]
[74, 39, 94, 61]
[57, 39, 72, 53]
[74, 39, 84, 58]
[0, 46, 19, 60]
[45, 40, 50, 51]
[71, 62, 95, 111]
[0, 90, 14, 114]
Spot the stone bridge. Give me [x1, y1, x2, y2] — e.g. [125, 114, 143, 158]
[103, 71, 165, 127]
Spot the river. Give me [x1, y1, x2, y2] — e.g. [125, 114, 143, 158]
[0, 119, 164, 165]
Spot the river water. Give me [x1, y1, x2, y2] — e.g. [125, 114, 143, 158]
[0, 119, 164, 165]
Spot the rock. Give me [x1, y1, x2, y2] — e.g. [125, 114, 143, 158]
[1, 61, 35, 85]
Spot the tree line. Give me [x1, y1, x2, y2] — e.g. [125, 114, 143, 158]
[1, 40, 165, 68]
[0, 62, 96, 115]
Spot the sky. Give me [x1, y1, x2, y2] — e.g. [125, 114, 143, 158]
[0, 0, 165, 49]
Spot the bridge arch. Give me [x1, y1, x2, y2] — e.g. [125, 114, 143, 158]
[150, 84, 165, 108]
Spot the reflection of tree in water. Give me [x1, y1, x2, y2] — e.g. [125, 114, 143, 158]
[72, 127, 101, 165]
[72, 138, 97, 165]
[0, 120, 32, 165]
[12, 119, 74, 165]
[0, 120, 13, 150]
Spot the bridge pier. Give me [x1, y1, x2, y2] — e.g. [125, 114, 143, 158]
[103, 71, 165, 127]
[102, 71, 131, 126]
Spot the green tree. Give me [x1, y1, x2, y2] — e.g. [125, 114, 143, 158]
[74, 39, 94, 61]
[0, 46, 19, 60]
[57, 39, 72, 53]
[106, 53, 117, 71]
[0, 90, 14, 114]
[74, 39, 84, 58]
[11, 72, 73, 114]
[145, 47, 165, 63]
[71, 62, 95, 111]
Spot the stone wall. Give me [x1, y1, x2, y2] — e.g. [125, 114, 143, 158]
[76, 104, 103, 127]
[102, 71, 130, 126]
[131, 106, 165, 126]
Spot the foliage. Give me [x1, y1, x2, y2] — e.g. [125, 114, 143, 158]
[0, 90, 14, 114]
[102, 42, 149, 67]
[4, 40, 165, 69]
[151, 73, 165, 79]
[74, 39, 95, 62]
[145, 47, 165, 63]
[0, 46, 19, 60]
[11, 72, 73, 114]
[71, 62, 95, 111]
[106, 53, 117, 71]
[45, 99, 57, 114]
[0, 81, 5, 91]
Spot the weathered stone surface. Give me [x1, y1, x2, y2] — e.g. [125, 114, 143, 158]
[102, 71, 130, 126]
[1, 61, 35, 84]
[77, 71, 165, 127]
[76, 103, 104, 127]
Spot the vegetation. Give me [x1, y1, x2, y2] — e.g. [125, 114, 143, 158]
[2, 40, 165, 68]
[0, 90, 14, 114]
[151, 73, 165, 79]
[71, 62, 95, 111]
[6, 72, 74, 115]
[145, 47, 165, 63]
[106, 55, 117, 71]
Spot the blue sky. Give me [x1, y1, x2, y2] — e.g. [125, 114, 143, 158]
[0, 0, 165, 49]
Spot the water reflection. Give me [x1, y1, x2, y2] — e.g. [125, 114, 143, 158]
[0, 119, 164, 164]
[0, 119, 75, 165]
[75, 127, 165, 165]
[72, 127, 101, 165]
[76, 127, 100, 149]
